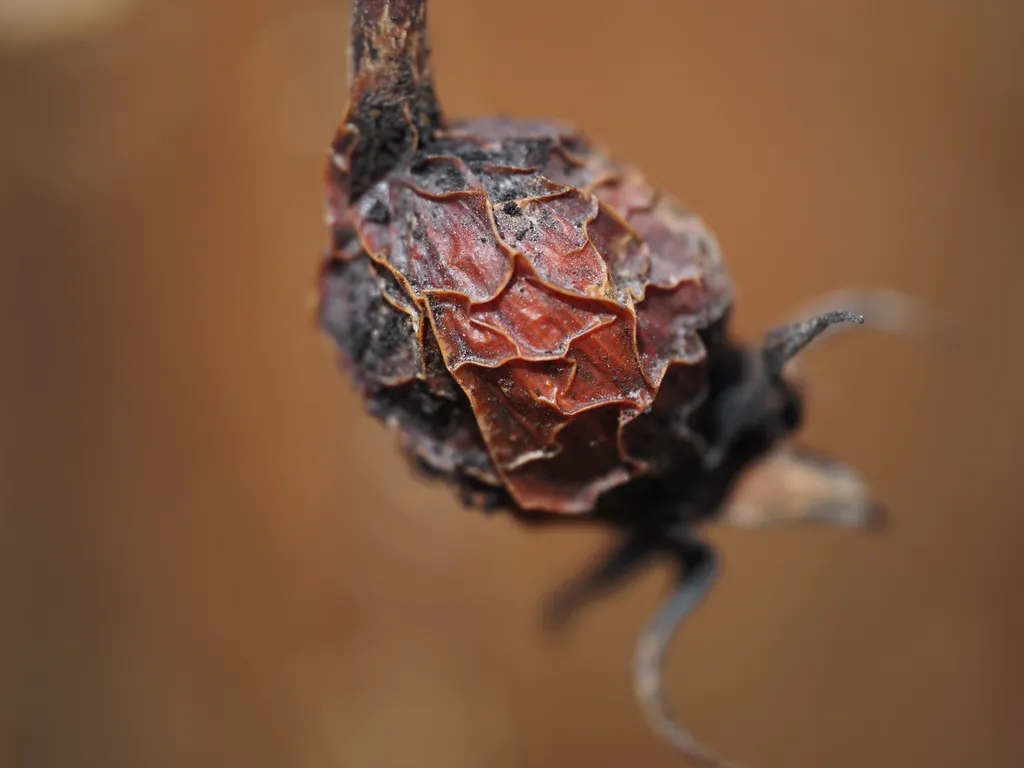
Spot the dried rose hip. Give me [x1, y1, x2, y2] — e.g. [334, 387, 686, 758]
[317, 1, 884, 765]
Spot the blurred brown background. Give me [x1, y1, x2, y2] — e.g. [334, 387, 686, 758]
[3, 1, 1022, 767]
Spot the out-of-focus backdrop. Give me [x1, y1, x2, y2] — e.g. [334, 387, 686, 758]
[3, 1, 1022, 766]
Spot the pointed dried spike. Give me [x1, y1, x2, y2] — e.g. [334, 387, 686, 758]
[762, 310, 864, 375]
[782, 288, 959, 397]
[786, 288, 961, 349]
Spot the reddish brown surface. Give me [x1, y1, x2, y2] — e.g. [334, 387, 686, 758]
[323, 117, 734, 513]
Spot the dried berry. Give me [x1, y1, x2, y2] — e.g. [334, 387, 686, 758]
[317, 2, 883, 765]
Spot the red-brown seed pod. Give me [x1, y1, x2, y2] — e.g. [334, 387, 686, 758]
[317, 2, 884, 765]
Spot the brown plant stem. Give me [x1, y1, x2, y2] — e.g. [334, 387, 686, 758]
[332, 0, 443, 201]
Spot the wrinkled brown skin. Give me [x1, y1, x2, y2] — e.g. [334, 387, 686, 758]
[324, 122, 737, 515]
[317, 1, 874, 530]
[321, 0, 736, 517]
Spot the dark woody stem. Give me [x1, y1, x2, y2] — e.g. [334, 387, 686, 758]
[350, 0, 433, 82]
[333, 0, 443, 200]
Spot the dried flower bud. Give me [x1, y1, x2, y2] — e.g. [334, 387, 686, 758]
[317, 3, 880, 766]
